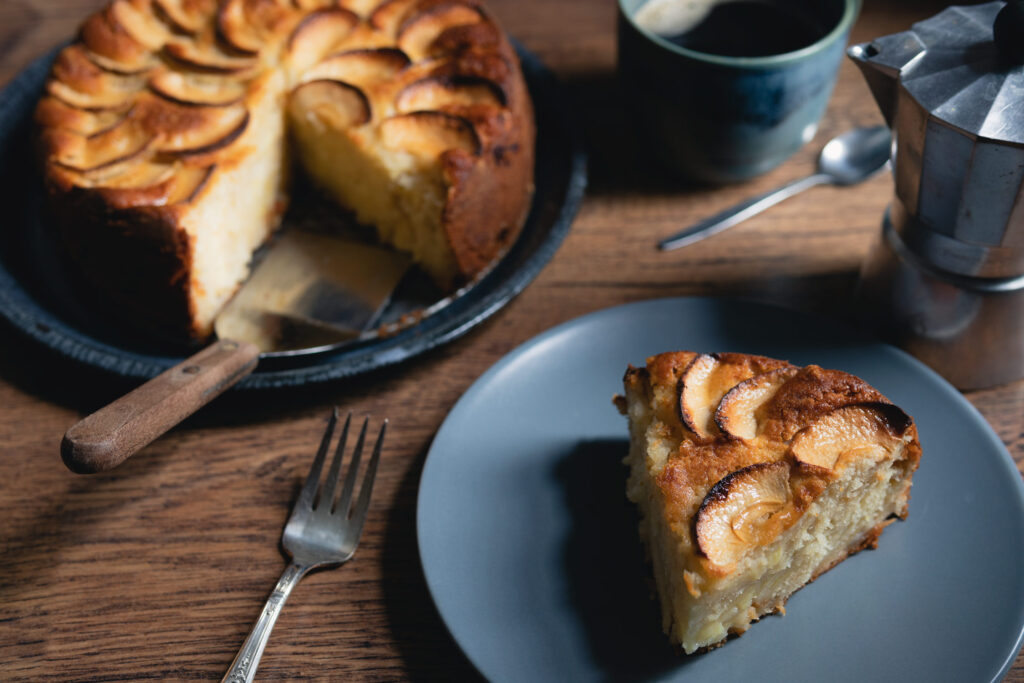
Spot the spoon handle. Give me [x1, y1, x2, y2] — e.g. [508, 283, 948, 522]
[658, 173, 832, 251]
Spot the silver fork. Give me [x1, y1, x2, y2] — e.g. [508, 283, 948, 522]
[223, 409, 386, 683]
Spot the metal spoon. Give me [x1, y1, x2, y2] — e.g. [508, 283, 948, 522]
[658, 125, 892, 251]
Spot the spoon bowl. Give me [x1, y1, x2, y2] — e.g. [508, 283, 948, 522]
[819, 125, 891, 185]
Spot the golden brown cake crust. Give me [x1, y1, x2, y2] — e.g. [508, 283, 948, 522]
[37, 0, 534, 343]
[621, 350, 922, 654]
[427, 12, 535, 280]
[759, 365, 887, 442]
[623, 351, 922, 577]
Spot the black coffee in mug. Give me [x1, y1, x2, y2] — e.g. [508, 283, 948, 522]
[641, 0, 828, 58]
[619, 0, 855, 182]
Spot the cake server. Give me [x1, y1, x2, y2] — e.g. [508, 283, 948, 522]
[60, 231, 410, 474]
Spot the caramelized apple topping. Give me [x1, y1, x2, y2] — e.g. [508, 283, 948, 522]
[715, 367, 798, 440]
[155, 109, 249, 156]
[164, 38, 258, 74]
[379, 110, 481, 158]
[217, 0, 268, 55]
[36, 97, 128, 136]
[300, 48, 411, 88]
[48, 46, 148, 110]
[789, 403, 910, 473]
[154, 0, 212, 34]
[397, 3, 484, 60]
[93, 162, 214, 208]
[110, 0, 174, 50]
[286, 7, 360, 71]
[369, 0, 421, 33]
[695, 461, 794, 568]
[50, 119, 154, 172]
[337, 0, 382, 15]
[293, 0, 338, 9]
[148, 70, 247, 106]
[132, 97, 250, 156]
[395, 75, 504, 112]
[81, 8, 155, 73]
[46, 80, 132, 112]
[677, 353, 721, 439]
[83, 157, 175, 188]
[289, 79, 372, 129]
[41, 0, 517, 214]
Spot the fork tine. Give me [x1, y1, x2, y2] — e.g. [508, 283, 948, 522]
[334, 418, 369, 515]
[348, 420, 386, 534]
[318, 412, 352, 511]
[295, 408, 337, 511]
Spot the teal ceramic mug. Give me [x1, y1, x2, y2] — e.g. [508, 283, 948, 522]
[617, 0, 861, 184]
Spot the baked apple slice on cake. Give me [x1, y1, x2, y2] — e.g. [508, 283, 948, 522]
[618, 351, 921, 653]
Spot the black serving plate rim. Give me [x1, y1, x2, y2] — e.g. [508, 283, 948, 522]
[0, 41, 586, 390]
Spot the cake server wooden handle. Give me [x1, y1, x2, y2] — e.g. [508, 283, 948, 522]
[61, 339, 261, 474]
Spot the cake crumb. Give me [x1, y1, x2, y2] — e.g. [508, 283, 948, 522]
[683, 570, 702, 598]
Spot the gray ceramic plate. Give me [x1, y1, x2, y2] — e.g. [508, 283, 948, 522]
[417, 297, 1024, 683]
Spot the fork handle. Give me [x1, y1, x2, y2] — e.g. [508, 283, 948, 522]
[223, 562, 310, 683]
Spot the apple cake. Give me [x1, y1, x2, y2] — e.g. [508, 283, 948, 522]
[617, 351, 921, 654]
[36, 0, 534, 342]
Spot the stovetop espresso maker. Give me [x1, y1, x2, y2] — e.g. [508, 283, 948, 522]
[849, 1, 1024, 389]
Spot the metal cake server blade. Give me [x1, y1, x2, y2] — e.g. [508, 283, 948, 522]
[215, 231, 411, 352]
[61, 230, 411, 474]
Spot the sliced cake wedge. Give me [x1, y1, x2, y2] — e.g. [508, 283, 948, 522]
[617, 351, 921, 654]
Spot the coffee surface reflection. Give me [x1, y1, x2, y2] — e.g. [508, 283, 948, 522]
[637, 0, 827, 58]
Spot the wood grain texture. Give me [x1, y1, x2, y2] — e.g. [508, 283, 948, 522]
[1, 0, 1022, 680]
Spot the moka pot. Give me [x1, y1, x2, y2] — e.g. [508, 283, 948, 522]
[849, 1, 1024, 389]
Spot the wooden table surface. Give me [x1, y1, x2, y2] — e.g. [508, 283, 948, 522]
[2, 0, 1022, 680]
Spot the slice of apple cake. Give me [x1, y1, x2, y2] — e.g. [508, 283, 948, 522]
[617, 351, 921, 654]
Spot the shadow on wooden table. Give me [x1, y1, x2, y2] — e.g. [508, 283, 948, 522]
[0, 472, 126, 605]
